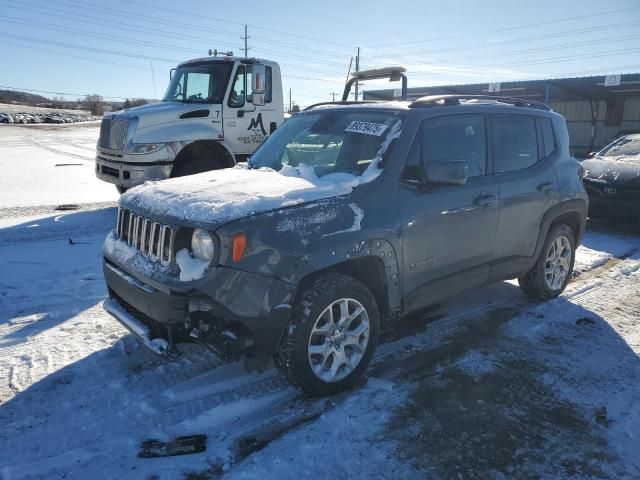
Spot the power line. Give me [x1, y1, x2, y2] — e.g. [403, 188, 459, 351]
[0, 38, 169, 74]
[0, 85, 126, 100]
[116, 0, 354, 49]
[48, 0, 351, 58]
[361, 33, 640, 70]
[366, 5, 640, 48]
[7, 34, 180, 63]
[0, 17, 350, 77]
[364, 21, 640, 60]
[2, 0, 352, 67]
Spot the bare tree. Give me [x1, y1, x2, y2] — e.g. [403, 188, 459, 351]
[85, 94, 104, 115]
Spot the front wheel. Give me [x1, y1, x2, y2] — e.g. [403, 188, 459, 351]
[519, 223, 576, 299]
[275, 274, 380, 397]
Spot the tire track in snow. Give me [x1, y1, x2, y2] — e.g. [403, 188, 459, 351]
[25, 135, 94, 162]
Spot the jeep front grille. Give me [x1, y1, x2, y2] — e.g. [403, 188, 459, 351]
[99, 118, 129, 150]
[116, 208, 173, 266]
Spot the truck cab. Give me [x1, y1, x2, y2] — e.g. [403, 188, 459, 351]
[95, 55, 284, 193]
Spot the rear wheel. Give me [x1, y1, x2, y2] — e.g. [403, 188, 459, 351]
[275, 274, 380, 397]
[519, 223, 576, 299]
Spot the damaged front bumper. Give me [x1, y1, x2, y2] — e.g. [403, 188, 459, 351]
[103, 258, 296, 361]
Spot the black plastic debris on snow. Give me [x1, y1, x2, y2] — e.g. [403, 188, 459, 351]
[138, 435, 207, 458]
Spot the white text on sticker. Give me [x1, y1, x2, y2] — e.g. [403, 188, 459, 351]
[345, 121, 388, 136]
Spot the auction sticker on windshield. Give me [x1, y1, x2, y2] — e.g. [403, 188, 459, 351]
[345, 121, 388, 136]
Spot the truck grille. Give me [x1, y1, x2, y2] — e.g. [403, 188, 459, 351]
[99, 118, 129, 150]
[116, 208, 173, 266]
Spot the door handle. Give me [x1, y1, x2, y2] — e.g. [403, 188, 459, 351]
[473, 193, 497, 208]
[537, 181, 555, 193]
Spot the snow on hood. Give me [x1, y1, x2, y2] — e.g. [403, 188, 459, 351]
[582, 156, 640, 184]
[120, 163, 378, 227]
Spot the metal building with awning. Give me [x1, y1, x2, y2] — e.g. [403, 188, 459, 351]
[363, 73, 640, 157]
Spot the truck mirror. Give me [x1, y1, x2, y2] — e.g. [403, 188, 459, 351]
[170, 68, 175, 80]
[251, 64, 266, 106]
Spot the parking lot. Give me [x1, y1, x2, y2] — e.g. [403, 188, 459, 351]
[0, 123, 638, 479]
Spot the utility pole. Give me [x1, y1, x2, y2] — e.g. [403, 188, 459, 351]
[241, 25, 250, 58]
[289, 88, 292, 112]
[331, 92, 337, 102]
[354, 47, 360, 101]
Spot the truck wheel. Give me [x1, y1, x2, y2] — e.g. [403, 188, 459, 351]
[116, 186, 127, 194]
[518, 223, 576, 300]
[275, 274, 380, 397]
[171, 157, 219, 177]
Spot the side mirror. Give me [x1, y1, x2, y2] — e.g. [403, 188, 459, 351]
[425, 161, 468, 186]
[170, 68, 175, 80]
[586, 151, 596, 159]
[251, 64, 266, 106]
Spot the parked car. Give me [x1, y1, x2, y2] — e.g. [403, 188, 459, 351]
[0, 113, 13, 124]
[102, 95, 587, 396]
[582, 134, 640, 222]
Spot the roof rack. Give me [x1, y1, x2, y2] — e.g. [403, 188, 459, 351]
[410, 94, 551, 111]
[304, 100, 384, 111]
[343, 67, 408, 101]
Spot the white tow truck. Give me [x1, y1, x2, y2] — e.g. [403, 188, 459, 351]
[95, 53, 284, 192]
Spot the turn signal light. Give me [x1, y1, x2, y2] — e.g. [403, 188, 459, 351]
[232, 234, 247, 262]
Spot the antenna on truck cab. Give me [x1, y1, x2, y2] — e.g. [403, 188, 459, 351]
[342, 67, 407, 102]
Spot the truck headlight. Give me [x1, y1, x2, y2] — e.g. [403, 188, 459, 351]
[191, 229, 215, 262]
[130, 143, 166, 154]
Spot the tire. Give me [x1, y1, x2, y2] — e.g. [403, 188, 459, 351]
[275, 274, 380, 397]
[518, 223, 576, 300]
[171, 157, 218, 177]
[115, 186, 128, 195]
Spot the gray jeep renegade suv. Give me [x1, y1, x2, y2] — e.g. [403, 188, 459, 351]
[103, 95, 587, 396]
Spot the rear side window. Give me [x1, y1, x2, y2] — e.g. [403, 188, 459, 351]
[538, 117, 556, 159]
[492, 115, 539, 173]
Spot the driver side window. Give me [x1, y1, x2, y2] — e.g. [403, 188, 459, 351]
[228, 66, 245, 108]
[402, 114, 487, 182]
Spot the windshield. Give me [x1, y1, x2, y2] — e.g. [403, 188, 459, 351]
[599, 134, 640, 159]
[163, 62, 233, 103]
[249, 109, 404, 177]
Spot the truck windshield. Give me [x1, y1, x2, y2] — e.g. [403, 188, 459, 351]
[249, 109, 404, 177]
[163, 62, 233, 104]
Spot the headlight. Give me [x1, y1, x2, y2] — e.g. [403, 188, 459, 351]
[130, 143, 166, 154]
[191, 229, 215, 262]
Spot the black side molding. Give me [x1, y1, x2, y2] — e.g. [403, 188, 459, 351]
[180, 109, 210, 119]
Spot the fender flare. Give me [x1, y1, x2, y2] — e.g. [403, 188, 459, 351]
[302, 238, 402, 315]
[531, 199, 587, 265]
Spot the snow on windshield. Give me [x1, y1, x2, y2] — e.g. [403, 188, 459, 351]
[600, 134, 640, 162]
[249, 109, 404, 178]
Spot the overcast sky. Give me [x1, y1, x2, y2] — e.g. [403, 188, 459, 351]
[1, 0, 639, 107]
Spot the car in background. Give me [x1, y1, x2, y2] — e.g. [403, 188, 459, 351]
[582, 134, 640, 223]
[0, 113, 13, 124]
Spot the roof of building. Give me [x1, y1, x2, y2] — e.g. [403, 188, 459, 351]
[364, 73, 640, 102]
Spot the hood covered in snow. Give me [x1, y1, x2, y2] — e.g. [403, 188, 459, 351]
[119, 164, 381, 228]
[582, 156, 640, 184]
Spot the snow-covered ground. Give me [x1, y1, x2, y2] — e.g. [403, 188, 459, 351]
[1, 124, 640, 479]
[0, 123, 117, 209]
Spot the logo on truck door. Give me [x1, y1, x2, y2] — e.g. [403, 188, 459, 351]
[238, 113, 267, 145]
[247, 113, 267, 135]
